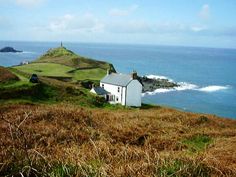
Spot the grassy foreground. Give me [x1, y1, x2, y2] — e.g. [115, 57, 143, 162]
[0, 104, 236, 176]
[1, 47, 236, 176]
[0, 66, 19, 83]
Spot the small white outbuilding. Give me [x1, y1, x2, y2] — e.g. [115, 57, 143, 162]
[91, 71, 142, 107]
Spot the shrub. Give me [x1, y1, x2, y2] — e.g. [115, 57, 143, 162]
[156, 159, 211, 177]
[196, 116, 209, 125]
[182, 134, 212, 153]
[49, 163, 78, 177]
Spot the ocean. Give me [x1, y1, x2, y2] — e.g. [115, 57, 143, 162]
[1, 41, 236, 119]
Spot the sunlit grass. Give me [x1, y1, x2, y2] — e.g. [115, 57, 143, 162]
[73, 68, 107, 81]
[14, 63, 73, 77]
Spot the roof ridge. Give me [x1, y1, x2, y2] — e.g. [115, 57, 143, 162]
[101, 72, 133, 86]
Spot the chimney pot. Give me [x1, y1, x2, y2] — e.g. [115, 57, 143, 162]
[131, 70, 138, 79]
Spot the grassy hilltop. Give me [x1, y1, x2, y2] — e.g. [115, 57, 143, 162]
[0, 47, 236, 176]
[14, 47, 115, 82]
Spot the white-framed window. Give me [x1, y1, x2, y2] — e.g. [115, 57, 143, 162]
[116, 97, 119, 101]
[118, 87, 120, 92]
[102, 84, 104, 88]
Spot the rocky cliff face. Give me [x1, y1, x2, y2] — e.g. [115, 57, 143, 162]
[137, 76, 179, 92]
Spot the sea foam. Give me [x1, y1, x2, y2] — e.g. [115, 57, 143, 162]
[21, 51, 35, 54]
[198, 85, 230, 92]
[142, 88, 174, 96]
[146, 74, 173, 82]
[142, 74, 231, 96]
[14, 51, 35, 55]
[175, 82, 198, 91]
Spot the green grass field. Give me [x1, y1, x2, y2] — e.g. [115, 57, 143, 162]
[73, 68, 107, 81]
[13, 63, 107, 81]
[12, 47, 114, 83]
[0, 67, 33, 89]
[0, 80, 34, 89]
[14, 63, 73, 77]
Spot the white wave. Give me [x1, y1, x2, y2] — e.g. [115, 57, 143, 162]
[146, 74, 173, 81]
[142, 74, 231, 96]
[175, 82, 198, 91]
[198, 85, 230, 92]
[19, 51, 35, 54]
[146, 74, 168, 80]
[142, 88, 174, 96]
[0, 51, 34, 55]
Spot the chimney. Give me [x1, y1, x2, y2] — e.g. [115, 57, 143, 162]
[131, 70, 138, 79]
[107, 69, 111, 75]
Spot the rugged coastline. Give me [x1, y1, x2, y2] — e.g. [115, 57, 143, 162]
[138, 75, 179, 92]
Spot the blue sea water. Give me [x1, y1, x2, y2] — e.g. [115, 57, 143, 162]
[1, 41, 236, 119]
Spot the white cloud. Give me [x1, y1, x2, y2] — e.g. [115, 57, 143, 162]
[199, 4, 210, 20]
[0, 0, 45, 7]
[48, 14, 73, 31]
[109, 4, 139, 17]
[15, 0, 45, 7]
[191, 25, 207, 32]
[108, 20, 152, 33]
[107, 20, 191, 34]
[107, 20, 192, 34]
[154, 22, 187, 33]
[47, 13, 104, 33]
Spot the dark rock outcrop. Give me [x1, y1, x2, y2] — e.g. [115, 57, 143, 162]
[0, 47, 22, 53]
[137, 76, 179, 93]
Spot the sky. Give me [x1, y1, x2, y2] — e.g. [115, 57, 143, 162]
[0, 0, 236, 48]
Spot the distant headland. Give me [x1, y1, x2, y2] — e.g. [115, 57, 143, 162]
[0, 47, 22, 53]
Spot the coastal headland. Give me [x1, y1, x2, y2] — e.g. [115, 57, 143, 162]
[0, 46, 236, 176]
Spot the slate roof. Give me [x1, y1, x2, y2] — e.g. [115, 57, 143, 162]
[92, 86, 109, 95]
[101, 73, 133, 87]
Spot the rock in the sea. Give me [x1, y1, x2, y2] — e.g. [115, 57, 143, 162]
[0, 47, 22, 53]
[137, 76, 179, 92]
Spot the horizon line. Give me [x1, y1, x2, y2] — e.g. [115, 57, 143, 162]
[0, 39, 236, 50]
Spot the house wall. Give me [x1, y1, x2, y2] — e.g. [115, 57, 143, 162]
[126, 80, 142, 107]
[121, 86, 126, 105]
[100, 82, 125, 105]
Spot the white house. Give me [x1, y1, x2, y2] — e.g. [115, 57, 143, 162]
[20, 60, 29, 65]
[91, 71, 142, 107]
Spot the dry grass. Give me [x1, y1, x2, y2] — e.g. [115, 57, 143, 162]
[0, 104, 236, 176]
[0, 66, 19, 83]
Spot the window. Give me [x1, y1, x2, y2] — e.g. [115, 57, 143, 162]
[116, 97, 119, 101]
[118, 87, 120, 93]
[102, 84, 104, 88]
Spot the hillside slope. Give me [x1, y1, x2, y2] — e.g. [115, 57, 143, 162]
[13, 47, 116, 82]
[35, 47, 115, 71]
[0, 66, 19, 83]
[1, 104, 236, 176]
